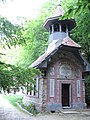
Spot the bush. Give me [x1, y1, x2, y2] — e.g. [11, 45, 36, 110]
[20, 102, 39, 115]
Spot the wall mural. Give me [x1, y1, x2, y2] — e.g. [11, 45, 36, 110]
[59, 64, 72, 79]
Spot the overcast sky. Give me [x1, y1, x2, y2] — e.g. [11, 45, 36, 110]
[0, 0, 48, 22]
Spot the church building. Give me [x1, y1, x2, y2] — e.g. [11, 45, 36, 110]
[24, 5, 90, 112]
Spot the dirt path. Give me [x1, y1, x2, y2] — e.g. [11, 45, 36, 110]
[0, 94, 35, 120]
[0, 94, 90, 120]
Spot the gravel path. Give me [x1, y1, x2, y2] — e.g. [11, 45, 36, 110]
[0, 94, 90, 120]
[0, 94, 35, 120]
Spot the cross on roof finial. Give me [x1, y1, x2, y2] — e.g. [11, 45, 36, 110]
[51, 3, 64, 18]
[57, 0, 61, 5]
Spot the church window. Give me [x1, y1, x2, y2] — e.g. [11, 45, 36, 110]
[29, 77, 39, 97]
[50, 26, 52, 34]
[77, 80, 81, 97]
[62, 24, 66, 32]
[50, 79, 55, 97]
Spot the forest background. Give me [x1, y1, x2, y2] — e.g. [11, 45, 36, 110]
[0, 0, 90, 94]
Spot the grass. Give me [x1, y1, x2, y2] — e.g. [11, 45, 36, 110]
[3, 94, 39, 115]
[19, 102, 39, 115]
[3, 94, 23, 107]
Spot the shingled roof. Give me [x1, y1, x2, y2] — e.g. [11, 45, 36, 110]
[30, 47, 56, 68]
[30, 36, 81, 68]
[62, 37, 81, 48]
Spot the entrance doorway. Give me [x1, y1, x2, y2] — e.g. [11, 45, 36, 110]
[62, 84, 71, 108]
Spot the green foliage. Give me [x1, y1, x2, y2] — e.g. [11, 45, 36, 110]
[0, 16, 26, 90]
[14, 67, 40, 88]
[0, 0, 56, 92]
[3, 94, 23, 107]
[0, 61, 40, 92]
[10, 0, 57, 68]
[71, 12, 90, 61]
[85, 75, 90, 95]
[61, 0, 90, 62]
[20, 102, 38, 115]
[3, 94, 38, 115]
[0, 16, 25, 48]
[22, 18, 49, 66]
[61, 0, 90, 95]
[0, 62, 15, 91]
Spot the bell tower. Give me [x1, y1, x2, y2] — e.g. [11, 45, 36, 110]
[44, 4, 76, 52]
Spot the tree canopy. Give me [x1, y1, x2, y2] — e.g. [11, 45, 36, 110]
[2, 0, 57, 67]
[61, 0, 90, 62]
[0, 61, 40, 93]
[61, 0, 90, 95]
[0, 16, 25, 48]
[0, 0, 57, 92]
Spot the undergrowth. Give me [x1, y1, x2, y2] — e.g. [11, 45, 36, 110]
[3, 94, 23, 107]
[3, 94, 39, 115]
[18, 101, 39, 115]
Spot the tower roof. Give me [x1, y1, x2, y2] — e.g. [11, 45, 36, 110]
[50, 4, 64, 18]
[30, 37, 81, 68]
[44, 4, 75, 31]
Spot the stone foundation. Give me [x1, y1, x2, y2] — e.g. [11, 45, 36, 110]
[46, 103, 62, 112]
[23, 96, 87, 112]
[72, 102, 87, 109]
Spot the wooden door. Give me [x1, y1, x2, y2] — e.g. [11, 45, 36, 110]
[62, 84, 70, 107]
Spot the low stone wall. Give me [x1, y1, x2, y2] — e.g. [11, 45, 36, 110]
[23, 95, 43, 112]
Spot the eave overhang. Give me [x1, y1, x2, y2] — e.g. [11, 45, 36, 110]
[44, 18, 76, 31]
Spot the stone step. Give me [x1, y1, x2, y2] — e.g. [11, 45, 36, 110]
[60, 109, 80, 114]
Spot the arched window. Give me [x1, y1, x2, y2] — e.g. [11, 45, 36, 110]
[50, 26, 52, 34]
[54, 23, 59, 32]
[62, 24, 66, 32]
[29, 77, 39, 96]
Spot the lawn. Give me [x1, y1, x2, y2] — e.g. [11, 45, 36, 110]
[3, 94, 23, 107]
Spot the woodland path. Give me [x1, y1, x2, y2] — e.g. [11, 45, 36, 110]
[0, 94, 33, 120]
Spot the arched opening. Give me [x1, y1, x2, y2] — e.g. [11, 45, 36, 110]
[49, 23, 68, 33]
[62, 24, 66, 32]
[50, 26, 52, 34]
[54, 23, 59, 32]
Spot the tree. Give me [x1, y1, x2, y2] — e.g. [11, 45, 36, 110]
[0, 16, 25, 48]
[0, 3, 41, 93]
[5, 0, 57, 68]
[0, 0, 55, 92]
[0, 16, 27, 92]
[61, 0, 90, 62]
[0, 61, 40, 93]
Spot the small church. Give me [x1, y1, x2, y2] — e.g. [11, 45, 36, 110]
[24, 5, 90, 112]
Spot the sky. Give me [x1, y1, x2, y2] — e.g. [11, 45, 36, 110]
[0, 0, 48, 23]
